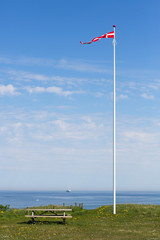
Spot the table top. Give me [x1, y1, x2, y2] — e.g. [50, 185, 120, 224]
[27, 209, 72, 211]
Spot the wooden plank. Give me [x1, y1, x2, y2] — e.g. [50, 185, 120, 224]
[26, 209, 72, 211]
[25, 215, 72, 218]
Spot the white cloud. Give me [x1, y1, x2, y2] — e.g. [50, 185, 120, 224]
[0, 126, 7, 133]
[7, 70, 49, 82]
[94, 92, 104, 98]
[141, 93, 154, 99]
[53, 120, 68, 130]
[3, 69, 108, 88]
[123, 130, 155, 142]
[13, 122, 22, 129]
[56, 59, 111, 73]
[0, 56, 112, 74]
[1, 107, 160, 190]
[25, 86, 82, 96]
[0, 56, 55, 67]
[117, 94, 128, 100]
[0, 84, 19, 95]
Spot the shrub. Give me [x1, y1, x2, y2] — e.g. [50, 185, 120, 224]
[0, 204, 10, 211]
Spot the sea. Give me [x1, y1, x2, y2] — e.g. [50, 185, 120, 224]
[0, 191, 160, 209]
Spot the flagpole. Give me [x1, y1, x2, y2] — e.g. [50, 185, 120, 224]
[113, 25, 116, 215]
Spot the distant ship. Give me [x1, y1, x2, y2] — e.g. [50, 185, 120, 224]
[66, 189, 71, 192]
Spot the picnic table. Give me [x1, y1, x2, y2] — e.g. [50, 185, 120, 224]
[25, 208, 72, 223]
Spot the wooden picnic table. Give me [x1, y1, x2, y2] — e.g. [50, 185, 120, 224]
[25, 208, 72, 223]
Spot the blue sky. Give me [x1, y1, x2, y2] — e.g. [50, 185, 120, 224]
[0, 0, 160, 191]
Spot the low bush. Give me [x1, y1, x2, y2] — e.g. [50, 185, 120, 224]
[0, 204, 10, 211]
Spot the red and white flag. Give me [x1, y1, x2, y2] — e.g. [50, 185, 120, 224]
[80, 31, 114, 44]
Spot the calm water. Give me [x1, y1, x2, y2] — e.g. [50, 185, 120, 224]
[0, 191, 160, 209]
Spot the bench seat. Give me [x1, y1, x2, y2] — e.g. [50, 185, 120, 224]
[25, 215, 72, 218]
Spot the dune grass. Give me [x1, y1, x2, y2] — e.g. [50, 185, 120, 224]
[0, 204, 160, 239]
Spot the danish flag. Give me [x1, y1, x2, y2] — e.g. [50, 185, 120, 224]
[80, 31, 114, 44]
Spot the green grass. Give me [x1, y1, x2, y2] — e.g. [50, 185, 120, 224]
[0, 204, 160, 239]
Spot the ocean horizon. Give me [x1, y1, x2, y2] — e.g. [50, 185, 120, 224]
[1, 190, 160, 209]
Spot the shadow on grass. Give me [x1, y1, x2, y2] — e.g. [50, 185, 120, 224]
[18, 220, 65, 225]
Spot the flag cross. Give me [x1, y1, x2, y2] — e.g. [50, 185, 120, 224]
[80, 31, 114, 44]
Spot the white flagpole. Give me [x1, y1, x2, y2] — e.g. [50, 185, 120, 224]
[113, 25, 116, 215]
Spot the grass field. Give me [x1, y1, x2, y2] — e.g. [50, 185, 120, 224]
[0, 204, 160, 240]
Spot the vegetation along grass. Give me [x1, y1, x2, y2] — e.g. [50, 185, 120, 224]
[0, 204, 160, 239]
